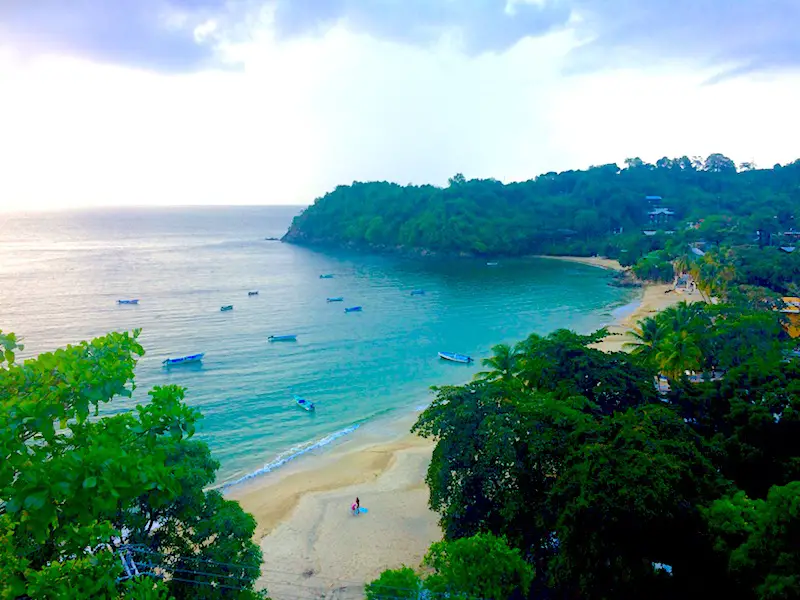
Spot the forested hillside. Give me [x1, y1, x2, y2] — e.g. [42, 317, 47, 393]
[283, 154, 799, 258]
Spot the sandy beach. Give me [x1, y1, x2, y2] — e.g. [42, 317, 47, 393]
[228, 255, 701, 599]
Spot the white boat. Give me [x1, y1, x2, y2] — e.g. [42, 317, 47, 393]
[438, 351, 473, 364]
[117, 299, 139, 305]
[486, 262, 499, 266]
[162, 353, 205, 366]
[293, 395, 315, 411]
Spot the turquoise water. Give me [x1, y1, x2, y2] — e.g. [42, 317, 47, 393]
[0, 207, 638, 486]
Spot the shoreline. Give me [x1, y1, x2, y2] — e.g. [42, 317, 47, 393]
[227, 255, 700, 598]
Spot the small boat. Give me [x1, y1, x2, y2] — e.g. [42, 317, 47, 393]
[486, 262, 499, 266]
[264, 237, 279, 241]
[248, 291, 259, 296]
[293, 395, 315, 411]
[327, 296, 344, 302]
[438, 351, 473, 364]
[268, 334, 297, 342]
[163, 353, 205, 366]
[117, 299, 139, 305]
[319, 274, 334, 279]
[344, 306, 363, 313]
[410, 289, 425, 296]
[220, 305, 233, 311]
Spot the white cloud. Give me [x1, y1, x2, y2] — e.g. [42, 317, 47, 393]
[0, 17, 798, 212]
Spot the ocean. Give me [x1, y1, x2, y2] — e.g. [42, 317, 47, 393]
[0, 206, 639, 486]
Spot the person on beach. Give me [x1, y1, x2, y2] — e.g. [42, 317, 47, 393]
[351, 502, 358, 516]
[356, 497, 360, 512]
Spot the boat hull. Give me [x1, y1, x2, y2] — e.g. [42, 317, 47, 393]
[344, 306, 362, 313]
[293, 395, 315, 411]
[268, 335, 297, 342]
[438, 352, 473, 364]
[327, 297, 344, 302]
[163, 353, 205, 366]
[117, 299, 139, 305]
[220, 306, 233, 311]
[410, 290, 425, 296]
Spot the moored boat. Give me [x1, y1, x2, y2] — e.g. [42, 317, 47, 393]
[327, 296, 344, 302]
[438, 351, 473, 364]
[410, 289, 425, 296]
[486, 262, 499, 266]
[220, 305, 233, 311]
[162, 353, 205, 366]
[319, 274, 334, 279]
[293, 395, 315, 411]
[344, 306, 362, 313]
[268, 334, 297, 342]
[248, 291, 259, 296]
[117, 299, 139, 305]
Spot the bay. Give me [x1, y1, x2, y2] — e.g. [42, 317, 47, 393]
[0, 206, 638, 486]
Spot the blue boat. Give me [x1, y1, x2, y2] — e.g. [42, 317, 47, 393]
[220, 305, 233, 311]
[410, 289, 425, 296]
[163, 353, 205, 366]
[438, 351, 473, 364]
[319, 274, 334, 279]
[117, 299, 139, 305]
[344, 306, 363, 313]
[293, 395, 315, 411]
[268, 334, 297, 342]
[327, 297, 344, 302]
[248, 291, 259, 296]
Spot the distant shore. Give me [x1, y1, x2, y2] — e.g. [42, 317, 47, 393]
[229, 254, 700, 599]
[533, 254, 625, 272]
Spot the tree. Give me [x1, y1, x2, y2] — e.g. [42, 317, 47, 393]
[0, 330, 266, 599]
[550, 405, 725, 599]
[655, 330, 703, 379]
[704, 153, 737, 173]
[474, 342, 523, 384]
[412, 383, 590, 562]
[705, 483, 800, 600]
[423, 533, 534, 600]
[448, 173, 466, 186]
[364, 567, 422, 600]
[624, 316, 667, 369]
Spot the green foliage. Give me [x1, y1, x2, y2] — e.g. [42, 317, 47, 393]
[284, 157, 800, 270]
[424, 533, 534, 600]
[366, 534, 533, 600]
[705, 483, 800, 600]
[414, 302, 800, 599]
[551, 405, 724, 598]
[0, 331, 265, 599]
[364, 566, 422, 600]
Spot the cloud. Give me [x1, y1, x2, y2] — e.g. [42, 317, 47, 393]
[267, 0, 800, 80]
[2, 0, 796, 80]
[0, 0, 235, 72]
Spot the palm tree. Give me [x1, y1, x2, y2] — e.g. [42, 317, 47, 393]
[655, 330, 702, 380]
[475, 342, 522, 383]
[624, 316, 667, 368]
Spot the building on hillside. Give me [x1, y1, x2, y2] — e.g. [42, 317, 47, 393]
[642, 230, 658, 236]
[778, 297, 800, 338]
[780, 246, 796, 253]
[648, 207, 675, 224]
[645, 195, 662, 203]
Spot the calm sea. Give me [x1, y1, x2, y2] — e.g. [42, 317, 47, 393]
[0, 206, 638, 486]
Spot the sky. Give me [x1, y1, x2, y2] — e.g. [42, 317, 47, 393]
[0, 0, 798, 211]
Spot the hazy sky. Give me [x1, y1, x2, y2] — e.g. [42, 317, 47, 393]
[1, 0, 798, 211]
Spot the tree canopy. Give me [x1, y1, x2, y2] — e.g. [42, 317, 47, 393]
[0, 330, 266, 600]
[367, 297, 800, 600]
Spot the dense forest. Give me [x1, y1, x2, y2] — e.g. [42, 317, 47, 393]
[284, 154, 800, 294]
[367, 300, 800, 600]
